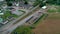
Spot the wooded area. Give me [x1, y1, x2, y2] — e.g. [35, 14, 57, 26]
[46, 0, 60, 5]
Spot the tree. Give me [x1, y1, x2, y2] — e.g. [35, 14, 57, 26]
[5, 0, 15, 6]
[39, 2, 46, 7]
[33, 0, 41, 7]
[56, 0, 60, 5]
[7, 2, 12, 6]
[46, 0, 60, 5]
[33, 0, 46, 7]
[24, 0, 28, 4]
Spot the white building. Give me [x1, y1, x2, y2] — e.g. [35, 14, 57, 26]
[0, 10, 4, 15]
[42, 6, 47, 9]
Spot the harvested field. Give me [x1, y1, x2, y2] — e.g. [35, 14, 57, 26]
[33, 13, 60, 34]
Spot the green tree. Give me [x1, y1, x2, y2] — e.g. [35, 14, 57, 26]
[33, 0, 46, 7]
[24, 0, 28, 4]
[5, 0, 15, 6]
[33, 0, 41, 7]
[46, 0, 60, 5]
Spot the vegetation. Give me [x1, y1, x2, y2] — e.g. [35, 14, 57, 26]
[2, 10, 11, 19]
[5, 0, 17, 6]
[2, 10, 18, 19]
[33, 0, 46, 7]
[33, 0, 42, 7]
[24, 0, 28, 4]
[47, 6, 60, 13]
[7, 2, 12, 6]
[7, 0, 60, 34]
[5, 0, 13, 6]
[12, 14, 18, 18]
[33, 0, 60, 7]
[39, 2, 46, 7]
[11, 14, 46, 34]
[47, 8, 57, 13]
[46, 0, 60, 5]
[5, 0, 29, 6]
[18, 10, 25, 13]
[11, 26, 33, 34]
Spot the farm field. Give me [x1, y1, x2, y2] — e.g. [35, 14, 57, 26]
[32, 13, 60, 34]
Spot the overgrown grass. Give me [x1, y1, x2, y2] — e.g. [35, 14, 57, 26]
[47, 9, 56, 13]
[47, 6, 60, 13]
[57, 8, 60, 12]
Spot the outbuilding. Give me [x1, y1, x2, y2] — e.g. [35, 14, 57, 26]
[42, 6, 47, 9]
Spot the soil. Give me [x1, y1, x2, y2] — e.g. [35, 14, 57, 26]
[32, 14, 60, 34]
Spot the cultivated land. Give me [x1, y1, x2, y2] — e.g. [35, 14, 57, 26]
[32, 10, 60, 34]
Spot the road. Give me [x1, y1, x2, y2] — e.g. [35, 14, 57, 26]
[1, 7, 47, 34]
[2, 8, 45, 34]
[0, 5, 48, 34]
[3, 8, 48, 34]
[0, 5, 40, 34]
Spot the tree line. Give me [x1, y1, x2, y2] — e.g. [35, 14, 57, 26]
[5, 0, 60, 6]
[46, 0, 60, 5]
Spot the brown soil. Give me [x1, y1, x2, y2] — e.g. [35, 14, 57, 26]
[32, 14, 60, 34]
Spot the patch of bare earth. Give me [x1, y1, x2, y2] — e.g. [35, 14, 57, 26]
[32, 14, 60, 34]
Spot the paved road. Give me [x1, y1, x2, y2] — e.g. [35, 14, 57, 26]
[0, 9, 30, 33]
[3, 8, 48, 34]
[0, 5, 40, 34]
[2, 15, 33, 34]
[2, 8, 44, 34]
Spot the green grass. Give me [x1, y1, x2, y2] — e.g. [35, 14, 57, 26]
[2, 10, 11, 19]
[11, 26, 33, 34]
[2, 10, 18, 19]
[47, 6, 60, 13]
[47, 9, 56, 13]
[12, 14, 18, 18]
[57, 8, 60, 12]
[18, 10, 25, 13]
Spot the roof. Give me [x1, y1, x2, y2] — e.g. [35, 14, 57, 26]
[0, 18, 3, 23]
[42, 6, 47, 9]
